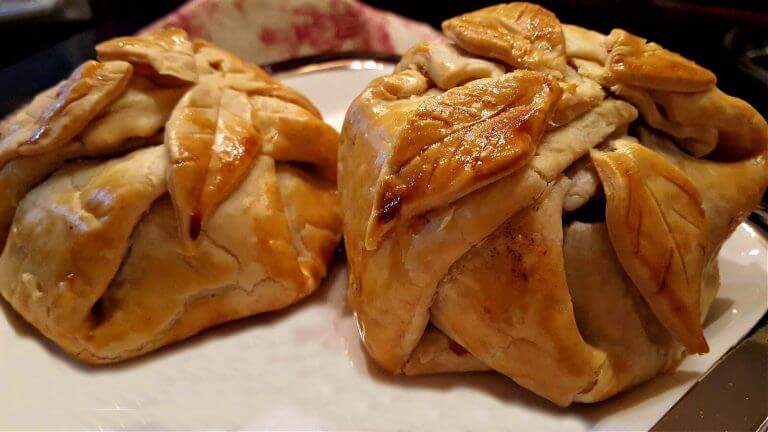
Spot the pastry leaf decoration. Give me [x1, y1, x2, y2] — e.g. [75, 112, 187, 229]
[591, 139, 709, 354]
[367, 70, 561, 247]
[442, 2, 567, 76]
[0, 60, 133, 166]
[605, 29, 716, 92]
[166, 83, 261, 251]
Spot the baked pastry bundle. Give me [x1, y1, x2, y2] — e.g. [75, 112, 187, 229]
[0, 29, 341, 363]
[340, 2, 768, 405]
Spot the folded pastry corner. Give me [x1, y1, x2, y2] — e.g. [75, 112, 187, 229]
[340, 2, 768, 405]
[0, 28, 342, 363]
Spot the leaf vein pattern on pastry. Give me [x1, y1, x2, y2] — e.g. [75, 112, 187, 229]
[367, 71, 562, 246]
[165, 83, 261, 250]
[644, 176, 698, 289]
[591, 140, 708, 353]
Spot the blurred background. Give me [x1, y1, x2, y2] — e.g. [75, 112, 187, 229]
[0, 0, 766, 117]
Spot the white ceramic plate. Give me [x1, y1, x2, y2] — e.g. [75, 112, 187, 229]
[1, 63, 766, 432]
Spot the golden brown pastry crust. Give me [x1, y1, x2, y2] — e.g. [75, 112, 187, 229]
[165, 83, 261, 249]
[563, 24, 767, 160]
[564, 222, 688, 403]
[0, 61, 133, 166]
[0, 28, 341, 363]
[442, 3, 567, 76]
[96, 27, 198, 85]
[396, 42, 505, 90]
[430, 179, 607, 406]
[604, 29, 716, 92]
[368, 70, 562, 246]
[340, 2, 768, 406]
[592, 140, 709, 354]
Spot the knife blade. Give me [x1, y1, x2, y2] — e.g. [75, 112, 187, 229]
[651, 323, 768, 431]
